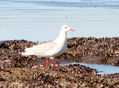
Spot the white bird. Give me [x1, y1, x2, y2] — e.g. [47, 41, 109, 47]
[21, 25, 75, 68]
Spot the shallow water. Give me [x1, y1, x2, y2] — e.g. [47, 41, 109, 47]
[0, 0, 119, 42]
[60, 62, 119, 75]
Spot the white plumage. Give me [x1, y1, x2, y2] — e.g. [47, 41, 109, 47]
[21, 25, 74, 68]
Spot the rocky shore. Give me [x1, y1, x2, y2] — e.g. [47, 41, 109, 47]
[0, 37, 119, 87]
[66, 37, 119, 66]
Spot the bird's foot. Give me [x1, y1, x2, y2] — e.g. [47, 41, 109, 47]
[45, 59, 49, 69]
[52, 59, 56, 69]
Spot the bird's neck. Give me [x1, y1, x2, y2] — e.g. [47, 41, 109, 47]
[55, 29, 67, 43]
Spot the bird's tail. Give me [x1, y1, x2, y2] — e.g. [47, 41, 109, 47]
[21, 48, 32, 56]
[21, 52, 29, 56]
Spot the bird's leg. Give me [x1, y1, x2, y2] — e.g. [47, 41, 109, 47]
[52, 58, 56, 69]
[46, 58, 49, 69]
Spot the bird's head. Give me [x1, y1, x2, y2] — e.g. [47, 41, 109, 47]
[61, 25, 75, 32]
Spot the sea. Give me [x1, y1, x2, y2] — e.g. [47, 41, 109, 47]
[0, 0, 119, 75]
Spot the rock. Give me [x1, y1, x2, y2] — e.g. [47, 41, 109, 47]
[0, 38, 119, 87]
[0, 64, 119, 88]
[65, 37, 119, 66]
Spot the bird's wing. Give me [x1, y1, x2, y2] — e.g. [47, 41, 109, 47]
[24, 41, 57, 56]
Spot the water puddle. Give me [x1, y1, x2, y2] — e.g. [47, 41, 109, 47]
[59, 62, 119, 75]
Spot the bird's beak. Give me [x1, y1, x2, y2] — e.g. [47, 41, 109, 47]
[69, 28, 75, 31]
